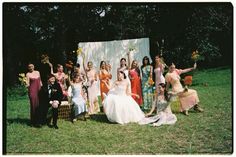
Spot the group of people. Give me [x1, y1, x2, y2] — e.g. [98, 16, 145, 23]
[25, 51, 203, 129]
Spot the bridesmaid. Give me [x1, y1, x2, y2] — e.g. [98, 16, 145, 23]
[99, 61, 112, 101]
[68, 74, 87, 122]
[84, 61, 100, 114]
[141, 56, 154, 111]
[54, 64, 68, 100]
[127, 51, 143, 106]
[154, 55, 166, 94]
[26, 64, 42, 126]
[165, 63, 204, 115]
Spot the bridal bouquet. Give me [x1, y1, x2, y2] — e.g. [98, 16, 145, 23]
[191, 50, 200, 63]
[18, 73, 27, 87]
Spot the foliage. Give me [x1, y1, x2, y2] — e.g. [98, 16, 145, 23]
[5, 68, 232, 154]
[3, 3, 232, 86]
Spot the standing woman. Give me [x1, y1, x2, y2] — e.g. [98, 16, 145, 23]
[127, 52, 143, 106]
[26, 64, 42, 126]
[54, 64, 68, 100]
[141, 56, 154, 111]
[99, 61, 112, 101]
[154, 55, 166, 94]
[84, 61, 100, 114]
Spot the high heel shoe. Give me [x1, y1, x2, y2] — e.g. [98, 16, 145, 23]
[194, 104, 204, 112]
[183, 110, 189, 116]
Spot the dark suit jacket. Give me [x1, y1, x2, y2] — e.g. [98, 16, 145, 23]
[40, 82, 63, 108]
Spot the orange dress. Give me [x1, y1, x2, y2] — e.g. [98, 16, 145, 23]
[99, 70, 112, 101]
[165, 69, 199, 112]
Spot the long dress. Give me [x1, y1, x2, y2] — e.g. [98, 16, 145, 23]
[99, 70, 112, 101]
[151, 96, 177, 127]
[129, 69, 143, 105]
[68, 83, 87, 117]
[103, 80, 159, 125]
[28, 77, 41, 125]
[87, 69, 100, 114]
[165, 69, 200, 112]
[154, 66, 165, 93]
[141, 65, 154, 110]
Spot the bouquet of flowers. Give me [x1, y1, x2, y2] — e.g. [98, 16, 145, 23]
[191, 50, 200, 63]
[18, 73, 27, 86]
[77, 47, 83, 55]
[148, 77, 155, 86]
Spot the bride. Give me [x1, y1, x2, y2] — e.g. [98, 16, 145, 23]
[102, 71, 158, 125]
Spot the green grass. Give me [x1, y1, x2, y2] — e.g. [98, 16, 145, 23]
[6, 67, 232, 154]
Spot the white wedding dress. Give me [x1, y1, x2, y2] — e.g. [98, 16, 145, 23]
[103, 80, 159, 125]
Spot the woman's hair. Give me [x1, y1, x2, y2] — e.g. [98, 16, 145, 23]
[57, 64, 63, 69]
[120, 58, 127, 67]
[141, 56, 150, 69]
[72, 73, 81, 82]
[100, 61, 106, 69]
[87, 61, 93, 66]
[76, 63, 80, 68]
[131, 60, 141, 76]
[119, 71, 127, 79]
[158, 83, 170, 101]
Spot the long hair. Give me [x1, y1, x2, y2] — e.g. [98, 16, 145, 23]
[120, 58, 127, 67]
[141, 56, 150, 69]
[158, 83, 170, 101]
[100, 61, 106, 69]
[131, 60, 140, 76]
[119, 70, 127, 79]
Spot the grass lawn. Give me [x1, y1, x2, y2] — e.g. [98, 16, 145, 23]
[5, 67, 232, 154]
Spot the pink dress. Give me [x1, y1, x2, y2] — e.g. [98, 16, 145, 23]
[165, 69, 199, 112]
[154, 66, 165, 93]
[87, 69, 100, 114]
[28, 77, 41, 125]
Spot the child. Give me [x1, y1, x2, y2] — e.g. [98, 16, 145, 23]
[145, 83, 177, 127]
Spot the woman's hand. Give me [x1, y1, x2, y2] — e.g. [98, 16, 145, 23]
[145, 113, 151, 117]
[136, 94, 140, 99]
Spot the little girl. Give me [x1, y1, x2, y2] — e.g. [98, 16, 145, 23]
[146, 83, 177, 127]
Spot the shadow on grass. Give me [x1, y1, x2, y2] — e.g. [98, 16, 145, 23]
[7, 118, 31, 126]
[89, 114, 116, 124]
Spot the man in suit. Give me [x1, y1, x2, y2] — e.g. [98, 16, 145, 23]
[40, 74, 63, 129]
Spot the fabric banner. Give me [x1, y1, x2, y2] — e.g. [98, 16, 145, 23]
[78, 38, 151, 83]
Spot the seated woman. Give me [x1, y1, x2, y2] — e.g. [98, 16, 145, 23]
[68, 74, 87, 122]
[165, 63, 203, 116]
[146, 83, 177, 127]
[102, 71, 159, 125]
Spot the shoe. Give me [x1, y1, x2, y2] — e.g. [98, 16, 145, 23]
[194, 105, 204, 112]
[47, 123, 53, 128]
[54, 125, 59, 129]
[183, 110, 189, 116]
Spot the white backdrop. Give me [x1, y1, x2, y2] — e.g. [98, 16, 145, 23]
[78, 38, 151, 83]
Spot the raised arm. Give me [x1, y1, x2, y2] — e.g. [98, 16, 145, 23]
[180, 63, 197, 74]
[127, 51, 131, 69]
